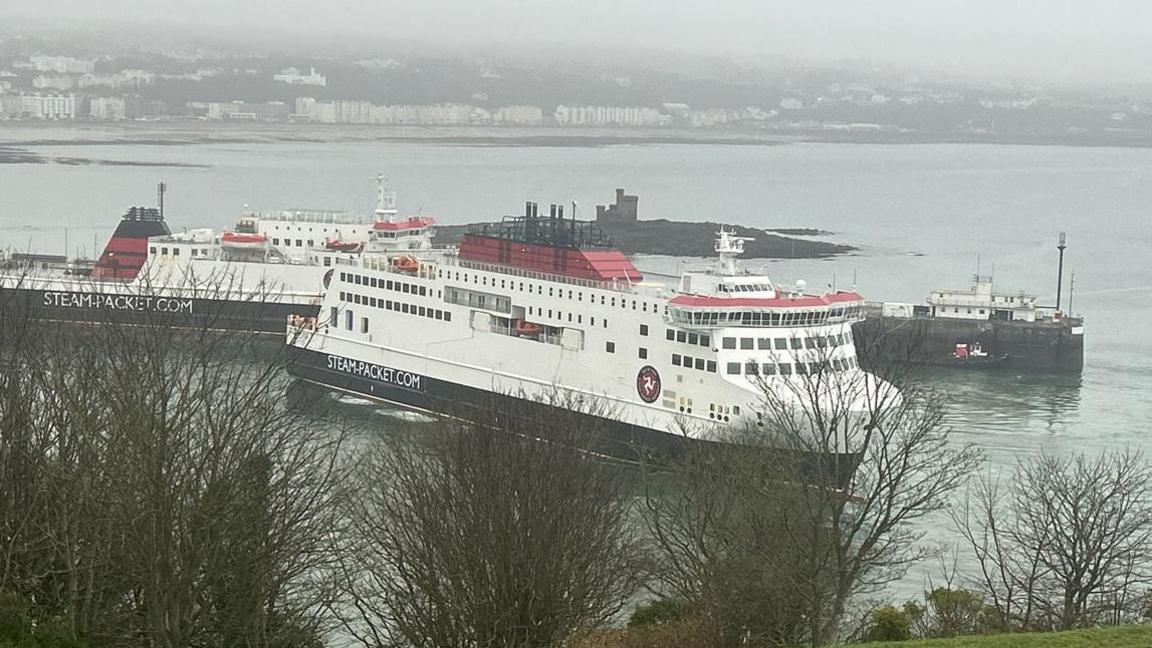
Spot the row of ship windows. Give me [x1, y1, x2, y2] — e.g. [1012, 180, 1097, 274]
[272, 238, 314, 247]
[666, 328, 711, 347]
[721, 333, 850, 351]
[726, 357, 859, 376]
[338, 292, 453, 322]
[528, 305, 609, 329]
[671, 354, 717, 373]
[150, 246, 211, 257]
[669, 306, 862, 328]
[343, 272, 429, 297]
[440, 270, 660, 313]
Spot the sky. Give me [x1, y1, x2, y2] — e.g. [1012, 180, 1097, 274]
[4, 0, 1151, 86]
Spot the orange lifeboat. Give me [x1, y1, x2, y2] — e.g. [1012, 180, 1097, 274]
[221, 231, 267, 249]
[325, 239, 362, 253]
[391, 255, 419, 273]
[513, 319, 543, 337]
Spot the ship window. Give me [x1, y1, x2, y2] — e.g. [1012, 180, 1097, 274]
[273, 238, 280, 245]
[172, 248, 180, 256]
[330, 306, 338, 326]
[706, 360, 717, 373]
[604, 320, 608, 328]
[631, 300, 636, 310]
[722, 337, 736, 349]
[324, 257, 331, 267]
[149, 246, 157, 254]
[549, 288, 554, 296]
[591, 317, 596, 326]
[775, 338, 788, 350]
[762, 363, 777, 375]
[606, 341, 615, 353]
[699, 334, 710, 347]
[640, 324, 649, 336]
[687, 333, 697, 345]
[683, 355, 693, 368]
[610, 298, 616, 307]
[548, 310, 553, 318]
[795, 363, 808, 375]
[308, 240, 314, 247]
[345, 310, 353, 330]
[757, 337, 771, 350]
[296, 239, 302, 247]
[694, 358, 705, 370]
[726, 362, 741, 375]
[673, 331, 684, 343]
[578, 315, 582, 323]
[639, 348, 648, 359]
[445, 312, 452, 322]
[805, 338, 817, 349]
[779, 363, 793, 375]
[568, 313, 572, 322]
[672, 354, 681, 366]
[419, 306, 426, 317]
[790, 338, 802, 350]
[386, 300, 393, 309]
[160, 247, 168, 255]
[420, 287, 427, 296]
[667, 329, 675, 341]
[740, 338, 753, 350]
[816, 337, 827, 349]
[361, 317, 369, 334]
[401, 284, 409, 293]
[746, 362, 759, 375]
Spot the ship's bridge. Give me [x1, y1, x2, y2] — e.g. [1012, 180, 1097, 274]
[665, 229, 864, 328]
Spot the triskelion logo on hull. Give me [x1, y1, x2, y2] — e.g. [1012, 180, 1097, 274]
[636, 365, 661, 403]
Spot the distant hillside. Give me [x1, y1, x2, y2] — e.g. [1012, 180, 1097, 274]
[433, 219, 855, 260]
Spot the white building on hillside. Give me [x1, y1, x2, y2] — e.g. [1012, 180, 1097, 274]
[273, 67, 326, 87]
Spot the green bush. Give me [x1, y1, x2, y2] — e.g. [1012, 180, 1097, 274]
[628, 599, 688, 627]
[0, 592, 84, 648]
[865, 606, 913, 642]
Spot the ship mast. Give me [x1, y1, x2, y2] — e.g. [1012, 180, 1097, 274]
[714, 228, 752, 275]
[374, 174, 398, 224]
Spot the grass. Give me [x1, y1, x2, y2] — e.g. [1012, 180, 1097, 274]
[858, 624, 1152, 648]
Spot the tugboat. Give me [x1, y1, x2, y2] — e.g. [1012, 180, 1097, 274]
[949, 341, 1008, 368]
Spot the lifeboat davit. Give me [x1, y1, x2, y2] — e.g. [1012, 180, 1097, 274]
[325, 239, 363, 253]
[513, 319, 543, 337]
[391, 255, 419, 273]
[221, 231, 268, 250]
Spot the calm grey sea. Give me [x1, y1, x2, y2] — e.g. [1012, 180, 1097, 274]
[3, 133, 1150, 591]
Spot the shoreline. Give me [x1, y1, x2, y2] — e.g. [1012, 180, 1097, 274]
[5, 122, 1152, 150]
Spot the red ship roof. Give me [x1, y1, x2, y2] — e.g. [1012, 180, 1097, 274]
[669, 291, 863, 309]
[372, 216, 435, 231]
[459, 234, 643, 283]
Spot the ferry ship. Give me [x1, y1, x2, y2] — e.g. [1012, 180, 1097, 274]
[286, 202, 873, 457]
[0, 181, 434, 333]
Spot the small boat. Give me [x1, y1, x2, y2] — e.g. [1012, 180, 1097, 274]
[325, 239, 363, 253]
[391, 255, 420, 273]
[950, 342, 1008, 368]
[513, 319, 543, 337]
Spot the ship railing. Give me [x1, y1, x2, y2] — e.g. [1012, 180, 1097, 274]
[452, 259, 635, 293]
[248, 209, 373, 225]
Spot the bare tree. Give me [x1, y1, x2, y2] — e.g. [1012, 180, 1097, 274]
[953, 449, 1152, 631]
[642, 331, 981, 646]
[332, 398, 642, 648]
[0, 274, 345, 648]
